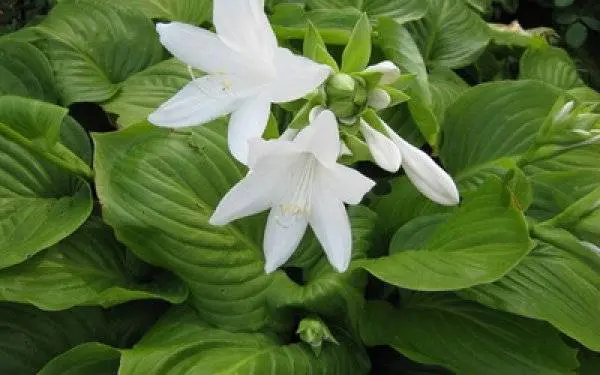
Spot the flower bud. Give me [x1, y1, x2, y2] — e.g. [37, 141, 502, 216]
[325, 73, 368, 119]
[296, 316, 338, 356]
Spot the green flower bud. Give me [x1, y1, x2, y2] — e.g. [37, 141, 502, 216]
[296, 316, 338, 356]
[325, 73, 368, 119]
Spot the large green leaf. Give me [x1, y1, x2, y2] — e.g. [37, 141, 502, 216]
[0, 40, 57, 101]
[33, 0, 163, 105]
[0, 217, 187, 309]
[0, 96, 92, 269]
[102, 58, 190, 128]
[96, 0, 213, 24]
[271, 4, 360, 44]
[307, 0, 428, 24]
[520, 47, 584, 90]
[356, 177, 532, 290]
[462, 225, 600, 351]
[440, 80, 562, 188]
[38, 343, 121, 375]
[406, 0, 490, 69]
[0, 301, 163, 375]
[94, 122, 378, 331]
[360, 296, 578, 375]
[119, 306, 370, 375]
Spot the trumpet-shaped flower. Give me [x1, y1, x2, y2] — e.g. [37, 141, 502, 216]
[148, 0, 331, 164]
[210, 110, 375, 273]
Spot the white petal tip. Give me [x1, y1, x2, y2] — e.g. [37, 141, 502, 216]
[208, 215, 226, 226]
[264, 263, 278, 274]
[331, 259, 350, 273]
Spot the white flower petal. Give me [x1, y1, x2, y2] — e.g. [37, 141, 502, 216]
[279, 128, 299, 141]
[319, 164, 375, 205]
[293, 110, 340, 166]
[339, 141, 352, 156]
[309, 189, 352, 272]
[246, 138, 301, 170]
[228, 97, 272, 164]
[269, 48, 332, 103]
[360, 120, 401, 172]
[209, 169, 277, 225]
[367, 88, 392, 110]
[156, 22, 264, 77]
[394, 136, 459, 206]
[309, 106, 326, 123]
[148, 77, 242, 127]
[263, 206, 308, 273]
[213, 0, 277, 61]
[364, 61, 401, 85]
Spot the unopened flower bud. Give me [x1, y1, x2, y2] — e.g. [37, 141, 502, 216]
[297, 316, 339, 356]
[325, 74, 368, 118]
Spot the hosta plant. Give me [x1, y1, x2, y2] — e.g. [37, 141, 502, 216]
[0, 0, 599, 374]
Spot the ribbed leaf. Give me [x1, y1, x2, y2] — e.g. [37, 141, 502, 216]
[462, 225, 600, 351]
[0, 301, 163, 375]
[95, 0, 213, 24]
[119, 306, 370, 375]
[0, 96, 92, 269]
[520, 47, 584, 90]
[440, 80, 562, 189]
[406, 0, 489, 68]
[356, 177, 532, 290]
[38, 343, 120, 375]
[360, 296, 578, 375]
[0, 218, 187, 309]
[307, 0, 428, 24]
[102, 59, 190, 128]
[33, 0, 163, 105]
[0, 40, 57, 101]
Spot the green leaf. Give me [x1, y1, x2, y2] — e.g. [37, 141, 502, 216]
[360, 296, 579, 375]
[520, 47, 584, 90]
[271, 4, 360, 45]
[0, 40, 57, 102]
[95, 0, 213, 24]
[102, 59, 191, 128]
[0, 301, 162, 374]
[555, 0, 574, 7]
[565, 22, 588, 49]
[37, 343, 121, 375]
[307, 0, 429, 24]
[0, 217, 187, 309]
[581, 16, 600, 31]
[34, 0, 164, 105]
[0, 97, 92, 269]
[304, 21, 339, 71]
[579, 350, 600, 375]
[342, 13, 372, 73]
[406, 0, 490, 69]
[119, 306, 370, 375]
[378, 17, 431, 103]
[440, 80, 562, 188]
[462, 225, 600, 351]
[356, 177, 533, 290]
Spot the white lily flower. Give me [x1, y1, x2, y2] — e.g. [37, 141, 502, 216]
[210, 110, 375, 273]
[148, 0, 331, 164]
[364, 61, 401, 85]
[381, 122, 459, 206]
[359, 119, 401, 173]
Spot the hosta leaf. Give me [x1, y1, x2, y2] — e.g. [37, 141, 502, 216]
[307, 0, 428, 24]
[0, 96, 92, 269]
[355, 177, 532, 290]
[94, 0, 213, 24]
[0, 218, 188, 309]
[360, 296, 578, 375]
[0, 301, 163, 375]
[520, 47, 584, 90]
[579, 350, 600, 375]
[119, 306, 370, 375]
[0, 40, 57, 101]
[440, 80, 562, 189]
[102, 59, 190, 128]
[33, 0, 163, 105]
[462, 225, 600, 351]
[406, 0, 490, 69]
[38, 343, 120, 375]
[271, 4, 360, 44]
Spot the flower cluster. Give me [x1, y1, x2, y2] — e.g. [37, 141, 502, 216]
[149, 0, 459, 273]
